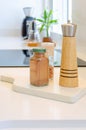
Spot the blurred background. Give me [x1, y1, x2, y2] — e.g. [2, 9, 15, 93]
[0, 0, 85, 66]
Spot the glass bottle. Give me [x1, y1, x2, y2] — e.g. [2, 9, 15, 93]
[27, 20, 40, 47]
[30, 48, 49, 86]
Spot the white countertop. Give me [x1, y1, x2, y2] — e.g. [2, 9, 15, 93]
[0, 37, 28, 50]
[0, 67, 86, 121]
[0, 36, 58, 50]
[0, 37, 86, 129]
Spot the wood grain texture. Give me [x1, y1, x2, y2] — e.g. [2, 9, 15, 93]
[59, 37, 78, 87]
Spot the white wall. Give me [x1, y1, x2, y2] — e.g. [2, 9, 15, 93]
[72, 0, 86, 59]
[72, 0, 86, 43]
[0, 0, 44, 36]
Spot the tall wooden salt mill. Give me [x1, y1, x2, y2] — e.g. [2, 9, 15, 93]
[59, 21, 78, 87]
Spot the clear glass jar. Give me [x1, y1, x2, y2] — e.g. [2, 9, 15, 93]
[27, 30, 40, 47]
[27, 20, 40, 47]
[30, 48, 49, 86]
[41, 42, 54, 79]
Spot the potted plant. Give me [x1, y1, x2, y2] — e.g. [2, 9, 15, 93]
[36, 9, 58, 42]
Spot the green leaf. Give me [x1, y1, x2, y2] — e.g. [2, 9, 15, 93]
[36, 19, 44, 23]
[49, 19, 58, 24]
[43, 10, 48, 21]
[47, 10, 53, 19]
[39, 24, 45, 32]
[36, 9, 58, 36]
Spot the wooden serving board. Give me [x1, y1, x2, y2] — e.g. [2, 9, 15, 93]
[0, 68, 85, 103]
[12, 68, 86, 104]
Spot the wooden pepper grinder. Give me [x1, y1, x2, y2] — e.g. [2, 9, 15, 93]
[59, 21, 78, 87]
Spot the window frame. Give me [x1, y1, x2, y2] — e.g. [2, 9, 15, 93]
[44, 0, 72, 34]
